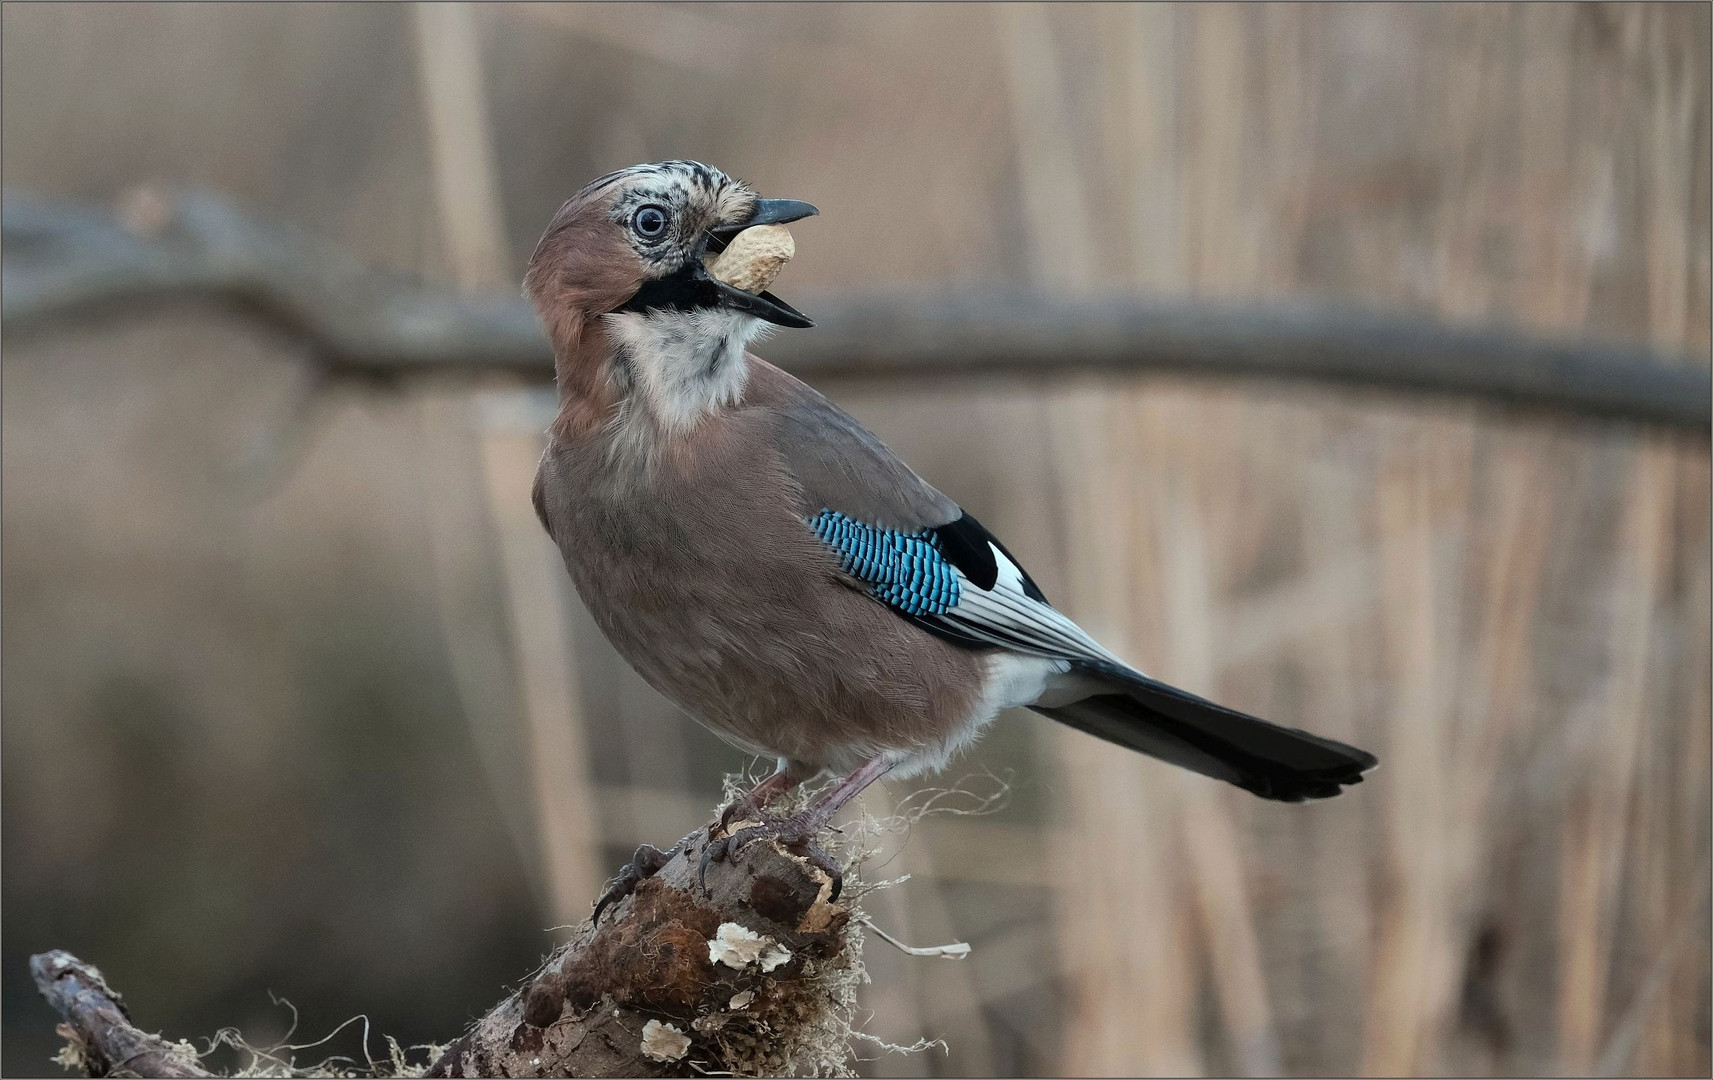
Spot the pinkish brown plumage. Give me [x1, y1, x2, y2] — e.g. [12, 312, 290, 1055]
[525, 162, 1378, 917]
[533, 359, 990, 779]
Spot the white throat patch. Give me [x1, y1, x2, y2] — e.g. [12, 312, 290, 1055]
[603, 308, 769, 431]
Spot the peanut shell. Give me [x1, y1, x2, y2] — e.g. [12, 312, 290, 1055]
[705, 223, 794, 293]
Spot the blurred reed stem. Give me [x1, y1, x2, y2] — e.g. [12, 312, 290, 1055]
[412, 1, 602, 927]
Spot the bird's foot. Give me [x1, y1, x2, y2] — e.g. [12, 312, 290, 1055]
[591, 842, 675, 926]
[715, 796, 754, 836]
[698, 814, 844, 903]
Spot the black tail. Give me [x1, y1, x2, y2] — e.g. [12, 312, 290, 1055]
[1032, 660, 1378, 802]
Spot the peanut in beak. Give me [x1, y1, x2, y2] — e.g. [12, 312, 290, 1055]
[704, 223, 795, 294]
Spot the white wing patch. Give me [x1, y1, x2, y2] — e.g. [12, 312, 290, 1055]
[921, 542, 1128, 667]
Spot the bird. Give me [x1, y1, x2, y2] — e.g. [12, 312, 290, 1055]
[523, 161, 1378, 915]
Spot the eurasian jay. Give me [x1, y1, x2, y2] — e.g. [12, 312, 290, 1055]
[524, 161, 1377, 908]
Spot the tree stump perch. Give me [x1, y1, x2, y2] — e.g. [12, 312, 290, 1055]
[32, 820, 870, 1078]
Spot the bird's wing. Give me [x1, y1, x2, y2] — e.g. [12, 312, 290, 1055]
[745, 359, 961, 531]
[745, 359, 1120, 663]
[744, 360, 1379, 801]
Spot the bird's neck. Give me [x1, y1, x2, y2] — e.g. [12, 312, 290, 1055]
[599, 308, 768, 434]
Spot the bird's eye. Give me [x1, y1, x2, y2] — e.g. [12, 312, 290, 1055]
[633, 206, 669, 239]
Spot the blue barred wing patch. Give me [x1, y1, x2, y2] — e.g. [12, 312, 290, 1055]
[806, 509, 961, 616]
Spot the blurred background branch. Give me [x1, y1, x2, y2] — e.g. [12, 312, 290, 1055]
[5, 191, 1708, 430]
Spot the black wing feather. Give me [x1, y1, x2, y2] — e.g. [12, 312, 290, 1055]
[930, 511, 1049, 602]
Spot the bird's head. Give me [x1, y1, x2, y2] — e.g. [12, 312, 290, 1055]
[526, 160, 817, 432]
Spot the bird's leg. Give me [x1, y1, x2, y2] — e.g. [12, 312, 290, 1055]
[713, 762, 803, 836]
[701, 755, 896, 901]
[783, 754, 897, 836]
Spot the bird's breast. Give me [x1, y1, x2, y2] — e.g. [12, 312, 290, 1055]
[539, 422, 831, 675]
[534, 427, 989, 770]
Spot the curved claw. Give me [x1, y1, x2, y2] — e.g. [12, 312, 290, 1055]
[591, 843, 671, 926]
[590, 882, 628, 927]
[698, 825, 764, 884]
[697, 835, 729, 888]
[724, 824, 772, 859]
